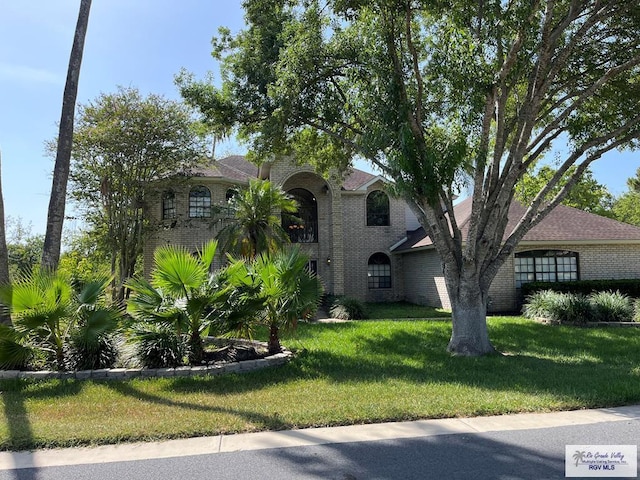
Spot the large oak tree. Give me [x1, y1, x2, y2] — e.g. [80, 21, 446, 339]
[181, 0, 640, 355]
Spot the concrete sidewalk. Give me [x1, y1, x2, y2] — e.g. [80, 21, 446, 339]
[1, 404, 639, 471]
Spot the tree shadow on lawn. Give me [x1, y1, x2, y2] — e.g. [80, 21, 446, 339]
[162, 320, 640, 409]
[102, 380, 291, 432]
[1, 379, 84, 460]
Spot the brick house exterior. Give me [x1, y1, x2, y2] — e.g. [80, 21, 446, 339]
[146, 156, 640, 311]
[144, 155, 415, 302]
[393, 198, 640, 312]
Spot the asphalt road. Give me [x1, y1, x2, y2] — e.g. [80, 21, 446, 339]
[1, 409, 638, 480]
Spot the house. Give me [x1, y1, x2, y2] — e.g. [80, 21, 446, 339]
[145, 155, 640, 312]
[392, 198, 640, 312]
[144, 155, 418, 302]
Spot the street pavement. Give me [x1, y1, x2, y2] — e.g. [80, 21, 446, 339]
[0, 405, 638, 479]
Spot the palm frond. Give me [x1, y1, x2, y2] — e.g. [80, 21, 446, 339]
[0, 325, 32, 369]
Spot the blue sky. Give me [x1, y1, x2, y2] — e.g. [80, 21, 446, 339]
[1, 1, 638, 236]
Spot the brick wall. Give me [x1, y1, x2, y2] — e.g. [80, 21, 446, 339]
[489, 243, 640, 312]
[144, 179, 236, 276]
[399, 249, 450, 309]
[399, 242, 640, 313]
[340, 184, 408, 302]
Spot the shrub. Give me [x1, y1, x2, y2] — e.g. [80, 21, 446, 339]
[132, 326, 186, 368]
[522, 290, 591, 324]
[66, 334, 118, 371]
[588, 291, 634, 323]
[330, 297, 367, 320]
[521, 279, 640, 298]
[634, 299, 640, 323]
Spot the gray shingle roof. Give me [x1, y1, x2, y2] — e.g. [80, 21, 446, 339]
[394, 197, 640, 252]
[198, 155, 377, 190]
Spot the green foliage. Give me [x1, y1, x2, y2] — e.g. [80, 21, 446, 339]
[226, 246, 323, 353]
[523, 290, 591, 324]
[612, 192, 640, 227]
[515, 166, 614, 217]
[523, 289, 635, 324]
[67, 86, 208, 298]
[588, 291, 634, 323]
[131, 325, 186, 369]
[57, 228, 111, 289]
[0, 273, 122, 370]
[329, 296, 367, 320]
[521, 279, 640, 299]
[634, 299, 640, 322]
[216, 179, 298, 258]
[4, 217, 43, 280]
[126, 240, 233, 365]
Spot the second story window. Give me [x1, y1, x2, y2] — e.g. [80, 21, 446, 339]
[283, 188, 318, 243]
[367, 190, 390, 226]
[189, 186, 211, 218]
[162, 191, 176, 220]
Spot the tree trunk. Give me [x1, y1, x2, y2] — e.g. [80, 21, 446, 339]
[188, 330, 204, 365]
[446, 269, 497, 356]
[268, 323, 281, 354]
[41, 0, 92, 271]
[0, 151, 11, 324]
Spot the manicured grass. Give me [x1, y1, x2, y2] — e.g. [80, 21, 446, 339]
[1, 317, 639, 450]
[365, 301, 451, 319]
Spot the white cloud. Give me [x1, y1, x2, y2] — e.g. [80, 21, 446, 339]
[0, 63, 62, 85]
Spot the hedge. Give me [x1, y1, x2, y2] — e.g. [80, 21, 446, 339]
[521, 279, 640, 298]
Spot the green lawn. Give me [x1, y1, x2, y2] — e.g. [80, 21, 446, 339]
[1, 316, 639, 450]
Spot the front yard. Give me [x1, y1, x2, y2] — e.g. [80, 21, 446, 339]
[1, 316, 639, 450]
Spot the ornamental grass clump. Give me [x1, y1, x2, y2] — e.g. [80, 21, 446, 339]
[330, 297, 368, 320]
[634, 299, 640, 323]
[522, 290, 590, 324]
[588, 291, 634, 323]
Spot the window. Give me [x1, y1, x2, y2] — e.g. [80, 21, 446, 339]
[367, 190, 390, 226]
[368, 252, 391, 289]
[514, 250, 579, 288]
[283, 188, 318, 243]
[189, 186, 211, 218]
[225, 188, 237, 202]
[162, 191, 176, 220]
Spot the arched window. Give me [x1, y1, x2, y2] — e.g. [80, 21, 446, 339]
[225, 188, 237, 202]
[189, 186, 211, 218]
[283, 188, 318, 243]
[367, 190, 390, 226]
[515, 250, 579, 287]
[162, 191, 176, 220]
[368, 252, 391, 289]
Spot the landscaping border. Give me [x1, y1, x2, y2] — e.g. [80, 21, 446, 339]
[0, 339, 293, 381]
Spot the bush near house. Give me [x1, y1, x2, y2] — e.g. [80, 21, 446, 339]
[523, 290, 637, 324]
[329, 296, 368, 320]
[521, 279, 640, 298]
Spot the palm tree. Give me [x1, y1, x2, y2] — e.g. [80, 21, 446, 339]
[0, 273, 121, 371]
[42, 0, 92, 271]
[126, 240, 230, 365]
[228, 247, 323, 354]
[217, 179, 298, 258]
[0, 151, 10, 324]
